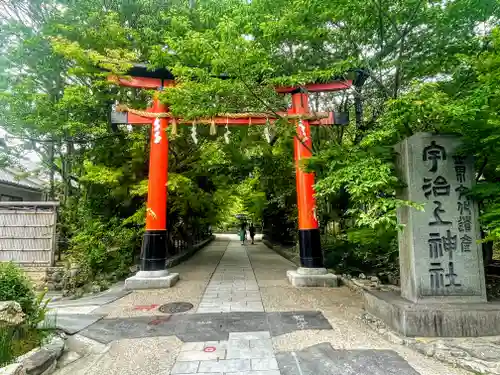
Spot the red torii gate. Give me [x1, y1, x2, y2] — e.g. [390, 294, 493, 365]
[109, 65, 352, 288]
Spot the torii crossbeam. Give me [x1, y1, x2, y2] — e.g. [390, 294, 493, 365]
[109, 65, 352, 289]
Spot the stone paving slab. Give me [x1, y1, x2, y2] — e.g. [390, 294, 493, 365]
[49, 305, 101, 315]
[198, 358, 252, 373]
[46, 313, 106, 335]
[197, 244, 264, 313]
[177, 350, 225, 361]
[78, 311, 331, 344]
[171, 331, 279, 375]
[267, 311, 329, 336]
[251, 357, 279, 371]
[169, 331, 279, 374]
[276, 343, 420, 375]
[48, 289, 131, 308]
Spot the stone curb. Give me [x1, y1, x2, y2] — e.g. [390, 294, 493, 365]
[1, 333, 66, 375]
[340, 276, 401, 294]
[262, 239, 300, 267]
[166, 235, 215, 269]
[52, 333, 111, 371]
[340, 276, 364, 294]
[361, 306, 500, 374]
[346, 276, 500, 374]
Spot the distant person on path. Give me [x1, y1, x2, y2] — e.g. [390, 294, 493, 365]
[239, 221, 247, 245]
[249, 223, 256, 245]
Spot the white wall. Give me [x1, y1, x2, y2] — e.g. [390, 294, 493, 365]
[0, 183, 44, 201]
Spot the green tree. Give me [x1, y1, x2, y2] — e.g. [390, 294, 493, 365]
[0, 0, 498, 280]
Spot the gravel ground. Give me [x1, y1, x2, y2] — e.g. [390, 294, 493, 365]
[96, 241, 228, 318]
[53, 336, 182, 375]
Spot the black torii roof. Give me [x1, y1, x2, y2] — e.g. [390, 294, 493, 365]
[124, 63, 363, 85]
[127, 63, 176, 80]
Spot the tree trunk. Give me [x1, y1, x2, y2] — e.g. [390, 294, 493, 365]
[353, 85, 364, 143]
[48, 141, 55, 200]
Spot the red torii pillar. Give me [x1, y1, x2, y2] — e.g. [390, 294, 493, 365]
[142, 95, 169, 272]
[285, 89, 338, 286]
[291, 90, 321, 266]
[109, 71, 181, 289]
[110, 66, 349, 289]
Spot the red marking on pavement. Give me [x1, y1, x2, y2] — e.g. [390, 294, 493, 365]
[133, 304, 159, 311]
[148, 316, 171, 326]
[204, 346, 216, 352]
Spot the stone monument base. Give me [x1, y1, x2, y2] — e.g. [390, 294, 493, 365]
[287, 267, 339, 287]
[124, 270, 179, 290]
[364, 290, 500, 337]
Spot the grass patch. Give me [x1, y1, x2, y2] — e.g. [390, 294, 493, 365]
[0, 325, 52, 367]
[0, 262, 57, 367]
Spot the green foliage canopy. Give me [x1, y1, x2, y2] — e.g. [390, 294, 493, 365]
[0, 0, 498, 277]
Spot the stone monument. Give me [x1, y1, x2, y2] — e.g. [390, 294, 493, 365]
[363, 133, 500, 337]
[397, 133, 486, 303]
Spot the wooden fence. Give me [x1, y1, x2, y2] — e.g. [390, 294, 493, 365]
[0, 202, 58, 267]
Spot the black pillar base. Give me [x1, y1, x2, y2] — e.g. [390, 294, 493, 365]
[140, 230, 168, 271]
[298, 228, 324, 268]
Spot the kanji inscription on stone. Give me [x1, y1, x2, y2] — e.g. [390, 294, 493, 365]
[422, 176, 451, 198]
[460, 234, 472, 252]
[455, 185, 470, 201]
[395, 133, 486, 303]
[453, 156, 466, 183]
[429, 263, 445, 290]
[429, 201, 452, 226]
[428, 233, 443, 258]
[423, 140, 446, 172]
[442, 230, 457, 260]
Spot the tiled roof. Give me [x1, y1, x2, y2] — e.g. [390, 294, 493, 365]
[0, 168, 46, 191]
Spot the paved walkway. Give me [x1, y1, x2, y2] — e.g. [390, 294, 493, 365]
[197, 243, 263, 313]
[50, 236, 472, 375]
[172, 242, 278, 374]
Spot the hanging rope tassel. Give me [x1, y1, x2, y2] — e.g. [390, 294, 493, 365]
[298, 119, 308, 141]
[153, 118, 162, 144]
[191, 121, 198, 144]
[224, 123, 231, 144]
[170, 118, 178, 137]
[264, 118, 271, 143]
[210, 118, 217, 135]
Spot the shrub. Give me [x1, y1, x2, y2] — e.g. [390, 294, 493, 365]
[0, 263, 52, 367]
[0, 325, 49, 366]
[323, 227, 399, 279]
[67, 217, 141, 289]
[0, 262, 38, 322]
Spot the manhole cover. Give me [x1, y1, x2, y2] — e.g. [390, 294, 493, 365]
[158, 302, 193, 314]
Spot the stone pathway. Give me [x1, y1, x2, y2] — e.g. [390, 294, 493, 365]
[49, 236, 473, 375]
[45, 285, 130, 334]
[170, 243, 279, 375]
[76, 311, 332, 343]
[172, 331, 279, 375]
[197, 243, 263, 313]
